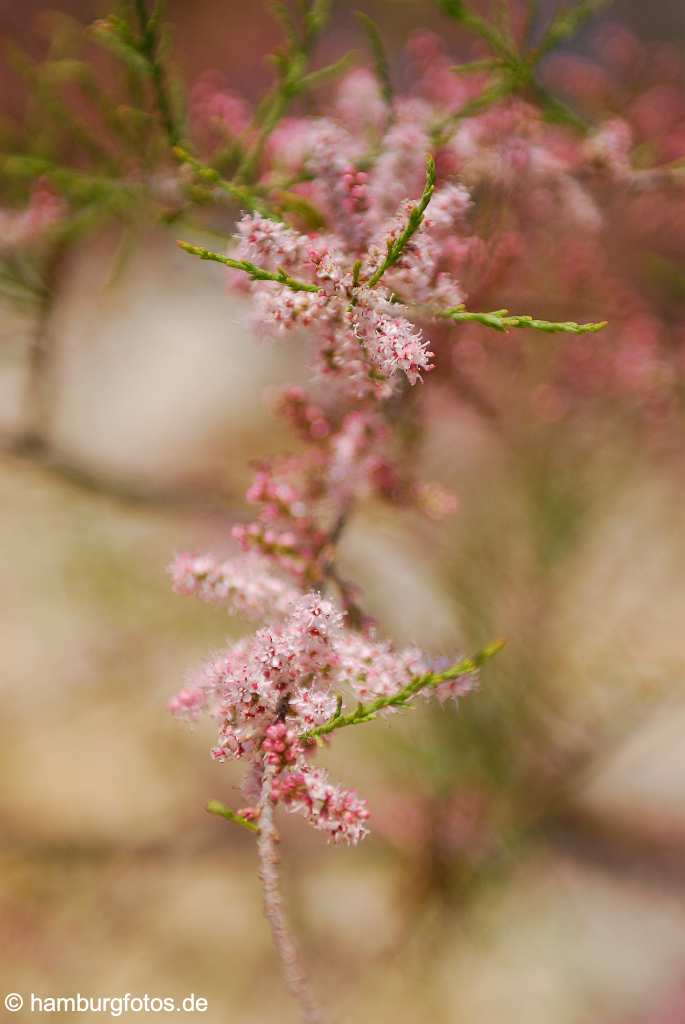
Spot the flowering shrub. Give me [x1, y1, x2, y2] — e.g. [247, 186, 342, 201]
[2, 0, 685, 1020]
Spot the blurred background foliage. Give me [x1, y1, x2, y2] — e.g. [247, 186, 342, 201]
[1, 2, 685, 1022]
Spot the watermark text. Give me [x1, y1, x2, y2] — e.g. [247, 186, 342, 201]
[4, 992, 209, 1016]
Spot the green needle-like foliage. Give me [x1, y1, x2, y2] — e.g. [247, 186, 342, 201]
[437, 0, 614, 136]
[176, 241, 321, 292]
[438, 306, 608, 335]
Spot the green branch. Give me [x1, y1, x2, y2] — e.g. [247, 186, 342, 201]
[300, 640, 504, 742]
[297, 51, 356, 92]
[7, 45, 121, 174]
[176, 241, 320, 292]
[233, 51, 353, 185]
[438, 306, 608, 335]
[366, 155, 436, 287]
[207, 799, 260, 833]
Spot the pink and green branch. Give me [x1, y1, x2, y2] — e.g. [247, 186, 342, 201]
[365, 155, 436, 287]
[178, 239, 607, 336]
[300, 640, 505, 743]
[206, 642, 504, 834]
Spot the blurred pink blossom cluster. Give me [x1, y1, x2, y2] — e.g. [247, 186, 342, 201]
[189, 70, 251, 152]
[226, 387, 455, 591]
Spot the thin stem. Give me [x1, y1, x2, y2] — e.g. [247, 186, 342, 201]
[436, 306, 608, 335]
[257, 763, 324, 1024]
[176, 241, 320, 292]
[437, 0, 515, 62]
[432, 80, 514, 143]
[15, 242, 69, 454]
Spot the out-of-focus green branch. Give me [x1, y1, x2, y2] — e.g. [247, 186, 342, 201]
[435, 0, 614, 138]
[232, 0, 336, 185]
[0, 154, 142, 208]
[532, 0, 614, 61]
[437, 1, 515, 62]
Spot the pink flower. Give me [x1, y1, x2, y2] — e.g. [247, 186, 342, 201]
[234, 214, 310, 271]
[338, 632, 430, 703]
[271, 766, 370, 845]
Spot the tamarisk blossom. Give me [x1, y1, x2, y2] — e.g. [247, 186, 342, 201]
[219, 138, 479, 398]
[231, 213, 437, 398]
[169, 551, 299, 616]
[168, 558, 479, 844]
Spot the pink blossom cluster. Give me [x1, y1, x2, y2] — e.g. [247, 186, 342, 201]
[269, 765, 370, 845]
[193, 26, 684, 421]
[168, 551, 298, 617]
[233, 207, 449, 398]
[168, 558, 476, 843]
